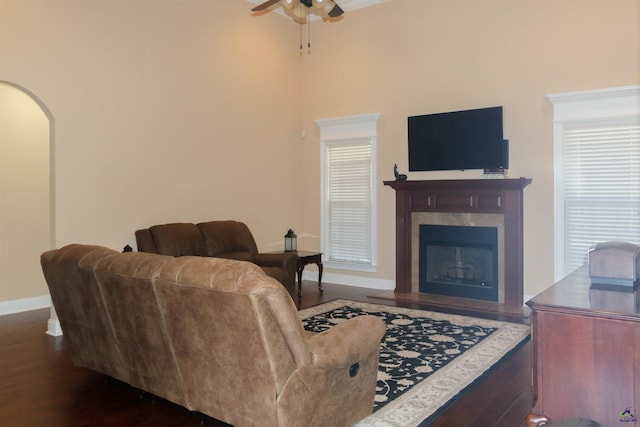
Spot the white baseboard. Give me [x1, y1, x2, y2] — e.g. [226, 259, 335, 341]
[0, 294, 63, 336]
[302, 270, 395, 290]
[0, 294, 51, 315]
[46, 318, 63, 336]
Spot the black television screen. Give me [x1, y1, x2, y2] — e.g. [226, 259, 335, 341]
[408, 106, 507, 171]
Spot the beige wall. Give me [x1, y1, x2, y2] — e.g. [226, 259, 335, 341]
[0, 0, 638, 305]
[301, 0, 639, 297]
[0, 0, 304, 305]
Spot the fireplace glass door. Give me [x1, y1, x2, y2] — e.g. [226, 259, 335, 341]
[419, 225, 498, 302]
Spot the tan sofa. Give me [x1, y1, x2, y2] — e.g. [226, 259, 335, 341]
[41, 244, 386, 427]
[135, 221, 298, 299]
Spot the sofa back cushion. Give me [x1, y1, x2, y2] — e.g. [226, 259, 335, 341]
[149, 222, 207, 257]
[135, 228, 157, 253]
[153, 256, 308, 426]
[42, 245, 190, 409]
[197, 220, 259, 260]
[41, 244, 126, 381]
[92, 251, 188, 408]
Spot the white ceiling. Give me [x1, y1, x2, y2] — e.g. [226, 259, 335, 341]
[245, 0, 391, 21]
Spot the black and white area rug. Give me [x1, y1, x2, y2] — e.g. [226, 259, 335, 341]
[299, 299, 530, 427]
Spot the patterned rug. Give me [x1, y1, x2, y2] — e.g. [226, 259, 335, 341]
[299, 299, 530, 427]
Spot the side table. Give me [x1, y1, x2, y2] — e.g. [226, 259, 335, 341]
[294, 251, 323, 297]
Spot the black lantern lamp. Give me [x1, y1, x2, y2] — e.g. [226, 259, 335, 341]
[284, 229, 297, 252]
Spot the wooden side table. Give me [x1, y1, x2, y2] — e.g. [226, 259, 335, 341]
[294, 251, 323, 297]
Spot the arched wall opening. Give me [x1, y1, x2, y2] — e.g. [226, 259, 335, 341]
[0, 81, 56, 333]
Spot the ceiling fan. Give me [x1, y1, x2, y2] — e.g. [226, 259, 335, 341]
[251, 0, 344, 24]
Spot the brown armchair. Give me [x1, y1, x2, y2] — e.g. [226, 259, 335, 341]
[135, 221, 297, 298]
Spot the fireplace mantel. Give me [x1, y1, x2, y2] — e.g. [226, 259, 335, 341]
[384, 178, 531, 309]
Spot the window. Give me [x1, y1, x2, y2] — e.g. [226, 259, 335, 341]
[316, 113, 381, 271]
[549, 86, 640, 280]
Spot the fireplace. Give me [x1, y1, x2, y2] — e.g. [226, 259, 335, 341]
[383, 178, 531, 311]
[419, 225, 498, 302]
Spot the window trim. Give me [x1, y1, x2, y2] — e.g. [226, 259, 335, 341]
[548, 85, 640, 281]
[315, 113, 381, 272]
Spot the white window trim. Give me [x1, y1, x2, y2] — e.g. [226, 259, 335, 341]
[316, 113, 381, 272]
[548, 85, 640, 281]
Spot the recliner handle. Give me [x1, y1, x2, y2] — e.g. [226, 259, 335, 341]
[349, 363, 360, 377]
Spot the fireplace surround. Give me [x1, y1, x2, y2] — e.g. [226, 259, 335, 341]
[384, 178, 531, 310]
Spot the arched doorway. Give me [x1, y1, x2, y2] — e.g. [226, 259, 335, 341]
[0, 81, 55, 332]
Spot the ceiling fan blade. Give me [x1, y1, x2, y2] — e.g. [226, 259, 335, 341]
[251, 0, 282, 12]
[327, 2, 344, 17]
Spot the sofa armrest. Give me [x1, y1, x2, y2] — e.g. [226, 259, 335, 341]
[253, 252, 297, 270]
[306, 315, 386, 369]
[277, 315, 386, 426]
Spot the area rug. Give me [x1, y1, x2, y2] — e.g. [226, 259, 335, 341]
[299, 299, 530, 427]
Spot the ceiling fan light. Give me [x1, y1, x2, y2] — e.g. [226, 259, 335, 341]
[282, 0, 299, 11]
[313, 0, 337, 16]
[291, 4, 308, 23]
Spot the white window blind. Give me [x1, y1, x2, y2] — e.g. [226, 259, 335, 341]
[562, 122, 640, 273]
[316, 113, 380, 272]
[549, 85, 640, 279]
[326, 139, 373, 264]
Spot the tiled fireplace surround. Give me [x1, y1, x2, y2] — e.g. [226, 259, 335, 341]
[384, 178, 531, 311]
[412, 212, 504, 301]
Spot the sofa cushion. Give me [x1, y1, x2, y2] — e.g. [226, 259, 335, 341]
[149, 223, 207, 257]
[197, 220, 258, 258]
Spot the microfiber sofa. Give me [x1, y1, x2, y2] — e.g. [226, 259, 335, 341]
[135, 221, 297, 299]
[41, 244, 386, 427]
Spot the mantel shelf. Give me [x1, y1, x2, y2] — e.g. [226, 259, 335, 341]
[383, 177, 532, 192]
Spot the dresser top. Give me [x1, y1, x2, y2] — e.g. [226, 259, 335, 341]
[527, 265, 640, 321]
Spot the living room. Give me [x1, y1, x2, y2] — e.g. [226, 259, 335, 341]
[1, 0, 638, 425]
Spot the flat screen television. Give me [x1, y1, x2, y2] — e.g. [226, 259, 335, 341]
[408, 106, 508, 171]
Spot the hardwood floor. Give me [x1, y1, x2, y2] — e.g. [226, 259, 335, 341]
[0, 282, 532, 427]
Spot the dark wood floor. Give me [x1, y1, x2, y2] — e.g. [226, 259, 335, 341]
[0, 282, 532, 427]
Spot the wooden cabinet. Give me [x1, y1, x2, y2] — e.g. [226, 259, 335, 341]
[527, 266, 640, 425]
